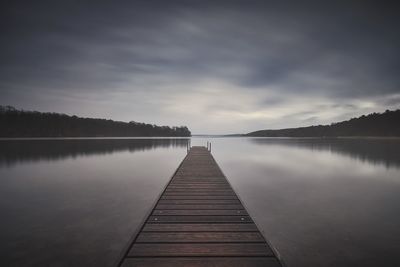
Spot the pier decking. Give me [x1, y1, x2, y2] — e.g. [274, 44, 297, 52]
[118, 146, 283, 267]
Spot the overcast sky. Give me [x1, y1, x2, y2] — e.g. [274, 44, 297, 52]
[1, 1, 399, 134]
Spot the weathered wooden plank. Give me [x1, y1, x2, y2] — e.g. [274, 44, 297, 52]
[164, 191, 236, 195]
[169, 183, 230, 187]
[158, 199, 240, 205]
[170, 182, 228, 185]
[172, 176, 226, 179]
[155, 204, 244, 210]
[171, 181, 227, 183]
[171, 179, 227, 182]
[175, 175, 223, 176]
[174, 177, 226, 180]
[163, 192, 237, 196]
[167, 185, 232, 189]
[122, 257, 282, 267]
[161, 196, 237, 199]
[118, 147, 282, 267]
[142, 223, 259, 232]
[128, 243, 274, 257]
[152, 209, 248, 216]
[168, 182, 227, 185]
[166, 188, 231, 191]
[161, 195, 238, 200]
[172, 180, 227, 183]
[136, 232, 265, 243]
[166, 188, 233, 191]
[147, 215, 253, 223]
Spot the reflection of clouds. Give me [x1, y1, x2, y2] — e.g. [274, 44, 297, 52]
[249, 138, 400, 169]
[0, 139, 188, 168]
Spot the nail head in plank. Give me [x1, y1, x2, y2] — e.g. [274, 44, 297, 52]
[147, 215, 252, 223]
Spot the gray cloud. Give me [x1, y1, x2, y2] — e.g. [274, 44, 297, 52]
[1, 1, 400, 133]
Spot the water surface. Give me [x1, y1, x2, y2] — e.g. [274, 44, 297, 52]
[205, 137, 400, 267]
[0, 138, 188, 266]
[1, 137, 400, 267]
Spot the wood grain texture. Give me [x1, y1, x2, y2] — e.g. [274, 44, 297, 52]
[136, 232, 265, 243]
[155, 204, 244, 210]
[152, 209, 248, 216]
[118, 147, 282, 267]
[147, 215, 253, 223]
[158, 199, 240, 204]
[142, 223, 259, 232]
[161, 195, 238, 200]
[122, 257, 282, 267]
[129, 243, 274, 256]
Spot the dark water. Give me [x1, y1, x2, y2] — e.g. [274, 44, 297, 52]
[0, 138, 188, 267]
[1, 138, 400, 267]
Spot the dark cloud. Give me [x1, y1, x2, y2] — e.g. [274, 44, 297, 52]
[1, 1, 400, 133]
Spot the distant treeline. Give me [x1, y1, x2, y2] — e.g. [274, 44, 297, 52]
[0, 106, 191, 137]
[247, 109, 400, 137]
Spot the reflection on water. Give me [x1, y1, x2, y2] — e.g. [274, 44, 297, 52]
[249, 137, 400, 169]
[0, 138, 187, 267]
[1, 137, 400, 267]
[208, 137, 400, 267]
[0, 138, 188, 167]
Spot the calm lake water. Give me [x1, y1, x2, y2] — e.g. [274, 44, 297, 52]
[1, 137, 399, 267]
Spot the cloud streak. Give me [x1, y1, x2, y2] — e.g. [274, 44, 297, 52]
[1, 1, 399, 133]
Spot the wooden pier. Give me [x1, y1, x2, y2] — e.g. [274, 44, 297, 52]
[118, 146, 283, 267]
